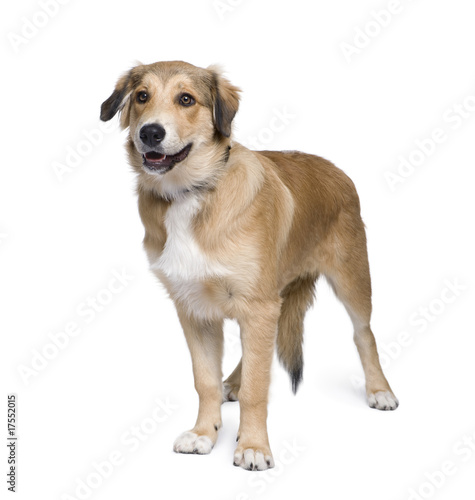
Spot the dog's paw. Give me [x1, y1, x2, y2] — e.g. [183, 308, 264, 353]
[222, 382, 239, 402]
[368, 390, 399, 411]
[173, 431, 214, 454]
[233, 446, 274, 471]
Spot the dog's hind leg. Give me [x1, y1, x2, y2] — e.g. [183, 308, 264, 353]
[223, 359, 241, 402]
[324, 218, 399, 411]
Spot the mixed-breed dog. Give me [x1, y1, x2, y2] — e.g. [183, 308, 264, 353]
[100, 60, 398, 471]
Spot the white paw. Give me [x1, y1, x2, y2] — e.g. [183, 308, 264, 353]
[222, 382, 238, 402]
[368, 391, 399, 411]
[233, 448, 274, 471]
[173, 431, 213, 454]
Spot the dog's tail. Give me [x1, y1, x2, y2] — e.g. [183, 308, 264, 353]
[277, 273, 318, 394]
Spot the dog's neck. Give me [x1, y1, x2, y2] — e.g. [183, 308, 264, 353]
[180, 144, 231, 197]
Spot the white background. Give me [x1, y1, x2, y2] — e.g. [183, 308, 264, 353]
[2, 1, 475, 499]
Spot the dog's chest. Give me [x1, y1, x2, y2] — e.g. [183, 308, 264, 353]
[151, 195, 229, 281]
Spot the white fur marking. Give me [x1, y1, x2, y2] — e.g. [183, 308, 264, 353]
[368, 391, 399, 411]
[173, 431, 213, 454]
[152, 194, 230, 280]
[233, 448, 275, 470]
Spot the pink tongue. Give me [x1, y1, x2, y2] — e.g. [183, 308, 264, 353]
[145, 152, 166, 162]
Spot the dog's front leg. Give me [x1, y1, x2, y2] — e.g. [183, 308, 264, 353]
[233, 300, 281, 470]
[173, 309, 224, 455]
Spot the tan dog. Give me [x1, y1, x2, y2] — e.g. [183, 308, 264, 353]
[100, 60, 398, 471]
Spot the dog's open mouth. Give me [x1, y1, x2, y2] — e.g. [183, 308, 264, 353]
[142, 144, 192, 173]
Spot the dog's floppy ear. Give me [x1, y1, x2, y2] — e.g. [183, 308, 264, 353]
[208, 66, 241, 138]
[100, 70, 134, 128]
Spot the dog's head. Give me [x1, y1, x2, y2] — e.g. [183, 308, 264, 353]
[100, 61, 240, 197]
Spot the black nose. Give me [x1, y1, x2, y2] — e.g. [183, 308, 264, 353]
[139, 124, 166, 147]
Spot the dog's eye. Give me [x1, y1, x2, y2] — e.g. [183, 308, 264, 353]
[179, 93, 195, 107]
[137, 91, 148, 103]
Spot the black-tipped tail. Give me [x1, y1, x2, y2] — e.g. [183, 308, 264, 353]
[291, 365, 303, 394]
[276, 273, 318, 396]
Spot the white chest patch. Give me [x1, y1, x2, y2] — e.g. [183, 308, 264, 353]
[151, 194, 230, 281]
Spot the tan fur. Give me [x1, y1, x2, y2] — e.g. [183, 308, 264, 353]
[101, 60, 398, 471]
